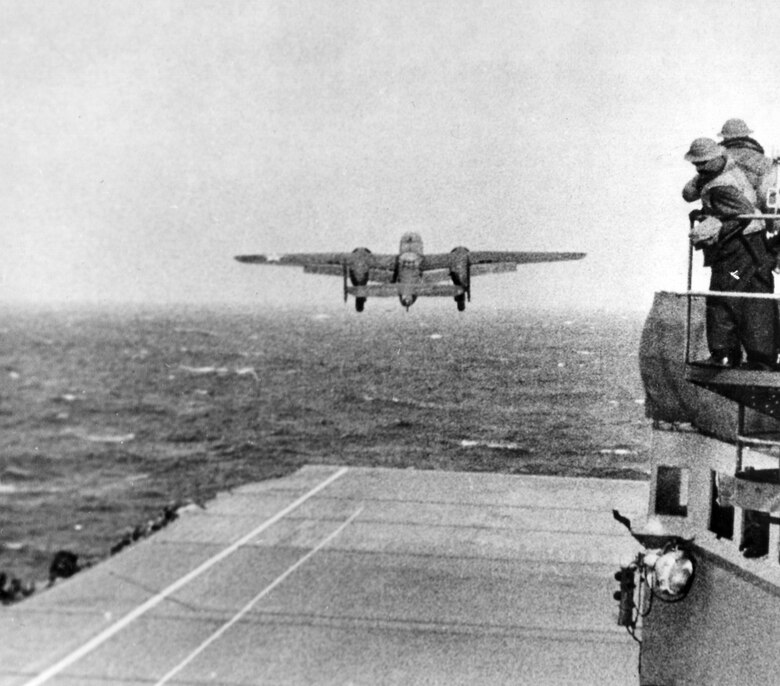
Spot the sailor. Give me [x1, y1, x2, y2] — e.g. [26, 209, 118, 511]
[717, 118, 773, 195]
[683, 137, 777, 369]
[684, 120, 775, 205]
[715, 120, 780, 355]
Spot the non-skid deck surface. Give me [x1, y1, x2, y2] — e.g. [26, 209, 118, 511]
[0, 466, 648, 685]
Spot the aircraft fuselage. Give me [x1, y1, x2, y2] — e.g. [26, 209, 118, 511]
[396, 232, 425, 309]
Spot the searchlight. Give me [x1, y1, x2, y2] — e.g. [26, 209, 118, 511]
[642, 547, 696, 602]
[612, 545, 696, 639]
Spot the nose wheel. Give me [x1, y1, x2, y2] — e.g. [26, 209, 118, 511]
[455, 294, 466, 311]
[355, 297, 366, 312]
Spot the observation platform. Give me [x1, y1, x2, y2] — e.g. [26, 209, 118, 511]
[0, 466, 647, 686]
[685, 364, 780, 422]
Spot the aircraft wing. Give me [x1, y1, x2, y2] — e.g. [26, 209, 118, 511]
[234, 254, 270, 264]
[300, 265, 395, 282]
[235, 253, 397, 269]
[468, 251, 586, 265]
[368, 269, 396, 283]
[422, 251, 586, 270]
[303, 264, 343, 276]
[235, 253, 348, 266]
[422, 269, 452, 283]
[470, 262, 518, 275]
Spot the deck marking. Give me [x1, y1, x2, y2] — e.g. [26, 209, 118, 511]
[21, 466, 349, 686]
[153, 505, 364, 686]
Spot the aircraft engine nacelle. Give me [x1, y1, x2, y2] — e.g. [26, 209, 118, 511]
[348, 247, 372, 286]
[449, 246, 470, 291]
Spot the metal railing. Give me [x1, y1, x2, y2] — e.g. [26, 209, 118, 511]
[678, 213, 780, 366]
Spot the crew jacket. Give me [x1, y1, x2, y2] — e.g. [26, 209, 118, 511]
[722, 136, 773, 192]
[694, 159, 770, 269]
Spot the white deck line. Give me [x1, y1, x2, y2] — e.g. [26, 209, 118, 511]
[153, 506, 363, 685]
[20, 466, 350, 686]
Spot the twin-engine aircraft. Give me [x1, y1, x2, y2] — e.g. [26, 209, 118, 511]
[235, 232, 585, 312]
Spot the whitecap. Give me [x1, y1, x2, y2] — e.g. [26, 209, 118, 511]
[62, 428, 136, 444]
[366, 395, 447, 410]
[598, 448, 636, 456]
[3, 466, 33, 479]
[174, 328, 218, 337]
[235, 367, 259, 380]
[459, 439, 529, 451]
[84, 433, 136, 444]
[179, 365, 230, 375]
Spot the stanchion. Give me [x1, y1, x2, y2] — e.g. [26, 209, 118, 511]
[685, 222, 694, 365]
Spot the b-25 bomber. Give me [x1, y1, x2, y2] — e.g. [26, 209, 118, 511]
[235, 232, 585, 312]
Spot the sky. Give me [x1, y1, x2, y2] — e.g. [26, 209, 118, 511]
[3, 0, 780, 312]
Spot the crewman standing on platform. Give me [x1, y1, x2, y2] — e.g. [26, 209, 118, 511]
[717, 118, 773, 194]
[683, 137, 777, 369]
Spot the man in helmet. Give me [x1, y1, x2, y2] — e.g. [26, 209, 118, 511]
[717, 119, 780, 352]
[717, 118, 773, 194]
[682, 137, 777, 369]
[684, 119, 774, 203]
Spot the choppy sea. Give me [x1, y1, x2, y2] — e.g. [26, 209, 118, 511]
[0, 304, 650, 586]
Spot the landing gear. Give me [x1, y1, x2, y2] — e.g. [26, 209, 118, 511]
[355, 297, 366, 312]
[455, 294, 466, 312]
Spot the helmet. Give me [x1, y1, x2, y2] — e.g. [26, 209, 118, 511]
[717, 118, 753, 139]
[684, 137, 725, 163]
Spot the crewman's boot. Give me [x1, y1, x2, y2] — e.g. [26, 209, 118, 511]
[745, 351, 778, 371]
[697, 350, 740, 367]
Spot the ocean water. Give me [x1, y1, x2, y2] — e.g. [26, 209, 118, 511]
[0, 304, 650, 585]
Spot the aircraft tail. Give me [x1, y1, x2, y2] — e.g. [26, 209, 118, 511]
[413, 284, 464, 297]
[346, 285, 397, 298]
